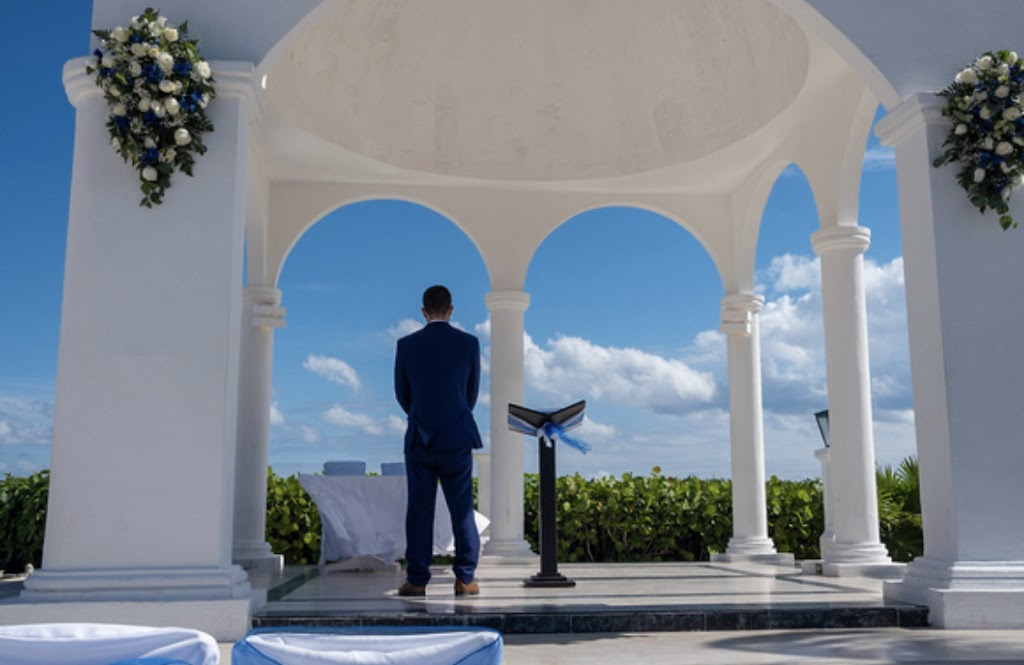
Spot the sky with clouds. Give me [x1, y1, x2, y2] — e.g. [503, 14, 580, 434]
[0, 2, 915, 481]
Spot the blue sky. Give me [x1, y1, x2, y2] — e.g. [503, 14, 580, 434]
[0, 3, 914, 480]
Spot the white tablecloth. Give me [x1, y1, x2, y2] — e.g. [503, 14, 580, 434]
[298, 474, 489, 570]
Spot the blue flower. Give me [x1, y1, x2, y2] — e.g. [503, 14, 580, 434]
[129, 33, 143, 44]
[113, 115, 130, 133]
[143, 110, 160, 126]
[142, 63, 163, 83]
[93, 48, 103, 60]
[173, 61, 193, 77]
[180, 91, 201, 113]
[99, 67, 114, 78]
[141, 147, 161, 166]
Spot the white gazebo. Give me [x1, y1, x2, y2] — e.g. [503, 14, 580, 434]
[2, 0, 1022, 639]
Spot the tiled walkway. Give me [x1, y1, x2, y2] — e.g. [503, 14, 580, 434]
[252, 560, 926, 632]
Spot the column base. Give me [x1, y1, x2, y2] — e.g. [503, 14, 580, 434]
[21, 565, 252, 602]
[482, 538, 538, 564]
[883, 557, 1024, 628]
[234, 541, 284, 575]
[822, 539, 892, 566]
[0, 597, 255, 641]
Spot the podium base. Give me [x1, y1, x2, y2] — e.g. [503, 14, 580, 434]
[523, 572, 576, 588]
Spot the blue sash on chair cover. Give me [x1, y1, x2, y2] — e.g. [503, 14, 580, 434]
[233, 626, 503, 665]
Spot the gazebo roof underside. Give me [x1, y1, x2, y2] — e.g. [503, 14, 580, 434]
[260, 0, 857, 194]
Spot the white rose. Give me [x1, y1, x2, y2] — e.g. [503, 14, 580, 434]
[163, 27, 179, 42]
[165, 97, 180, 115]
[149, 21, 162, 38]
[957, 68, 978, 85]
[1016, 173, 1024, 187]
[162, 148, 176, 162]
[130, 15, 141, 28]
[174, 128, 192, 145]
[157, 52, 174, 72]
[996, 85, 1010, 99]
[142, 166, 158, 182]
[159, 79, 176, 93]
[110, 86, 122, 97]
[196, 61, 211, 79]
[1003, 107, 1022, 121]
[980, 106, 993, 121]
[111, 137, 121, 151]
[998, 63, 1011, 77]
[112, 103, 127, 116]
[983, 137, 995, 150]
[143, 137, 156, 148]
[199, 93, 209, 109]
[1002, 162, 1012, 174]
[138, 98, 151, 112]
[1009, 52, 1020, 66]
[148, 46, 160, 59]
[996, 141, 1014, 156]
[157, 16, 167, 28]
[129, 60, 142, 77]
[153, 104, 166, 118]
[977, 55, 994, 70]
[954, 123, 968, 136]
[112, 27, 129, 43]
[131, 43, 147, 57]
[101, 55, 115, 68]
[974, 168, 987, 183]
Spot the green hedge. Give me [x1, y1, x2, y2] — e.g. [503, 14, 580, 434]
[0, 465, 921, 569]
[0, 470, 49, 572]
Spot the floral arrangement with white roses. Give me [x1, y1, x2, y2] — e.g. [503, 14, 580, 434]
[934, 50, 1024, 230]
[86, 7, 215, 207]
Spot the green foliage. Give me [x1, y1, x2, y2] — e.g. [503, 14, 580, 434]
[876, 456, 923, 562]
[766, 476, 824, 560]
[0, 471, 49, 572]
[265, 467, 321, 565]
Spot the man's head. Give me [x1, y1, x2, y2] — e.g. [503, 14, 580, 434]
[422, 285, 453, 321]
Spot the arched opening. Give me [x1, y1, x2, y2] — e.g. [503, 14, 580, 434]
[267, 199, 490, 477]
[522, 206, 724, 478]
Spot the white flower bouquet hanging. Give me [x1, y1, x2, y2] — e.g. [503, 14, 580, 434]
[934, 50, 1024, 230]
[86, 7, 216, 207]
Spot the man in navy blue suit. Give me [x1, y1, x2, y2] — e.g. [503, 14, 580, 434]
[394, 285, 483, 596]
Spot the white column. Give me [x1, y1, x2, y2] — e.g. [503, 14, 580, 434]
[473, 452, 491, 520]
[875, 93, 1024, 627]
[232, 286, 285, 574]
[0, 59, 264, 641]
[482, 290, 535, 559]
[811, 225, 893, 575]
[716, 294, 785, 562]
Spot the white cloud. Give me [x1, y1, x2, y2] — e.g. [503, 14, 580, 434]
[322, 405, 403, 437]
[269, 402, 285, 426]
[387, 318, 423, 340]
[0, 397, 53, 446]
[301, 425, 319, 443]
[303, 354, 361, 391]
[524, 334, 716, 414]
[863, 145, 896, 171]
[577, 417, 618, 443]
[0, 421, 11, 441]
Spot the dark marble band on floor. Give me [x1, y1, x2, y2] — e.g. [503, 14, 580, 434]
[253, 604, 928, 633]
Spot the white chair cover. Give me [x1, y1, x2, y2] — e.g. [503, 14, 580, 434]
[0, 623, 219, 665]
[380, 462, 406, 476]
[323, 461, 366, 476]
[233, 627, 502, 665]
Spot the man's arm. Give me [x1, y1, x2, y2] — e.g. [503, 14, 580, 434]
[467, 336, 480, 411]
[394, 340, 411, 414]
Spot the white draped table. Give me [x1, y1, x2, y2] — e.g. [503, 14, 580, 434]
[299, 474, 489, 571]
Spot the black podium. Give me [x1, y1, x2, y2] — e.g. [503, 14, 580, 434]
[508, 400, 586, 588]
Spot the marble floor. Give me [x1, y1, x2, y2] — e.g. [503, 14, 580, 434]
[226, 561, 1024, 663]
[252, 560, 925, 632]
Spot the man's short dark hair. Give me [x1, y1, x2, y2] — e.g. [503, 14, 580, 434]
[422, 285, 452, 315]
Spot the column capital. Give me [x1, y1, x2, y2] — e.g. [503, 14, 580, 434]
[485, 290, 530, 312]
[875, 92, 946, 148]
[212, 61, 266, 124]
[63, 57, 102, 108]
[244, 286, 284, 328]
[720, 293, 764, 336]
[811, 225, 871, 257]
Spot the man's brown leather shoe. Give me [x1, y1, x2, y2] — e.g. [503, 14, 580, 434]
[454, 578, 480, 596]
[398, 581, 427, 597]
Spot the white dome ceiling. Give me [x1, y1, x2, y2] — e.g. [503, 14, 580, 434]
[266, 0, 810, 182]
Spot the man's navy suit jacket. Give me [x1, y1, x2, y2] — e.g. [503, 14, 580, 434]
[394, 321, 483, 453]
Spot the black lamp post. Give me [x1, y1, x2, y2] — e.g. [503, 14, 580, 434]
[815, 409, 830, 448]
